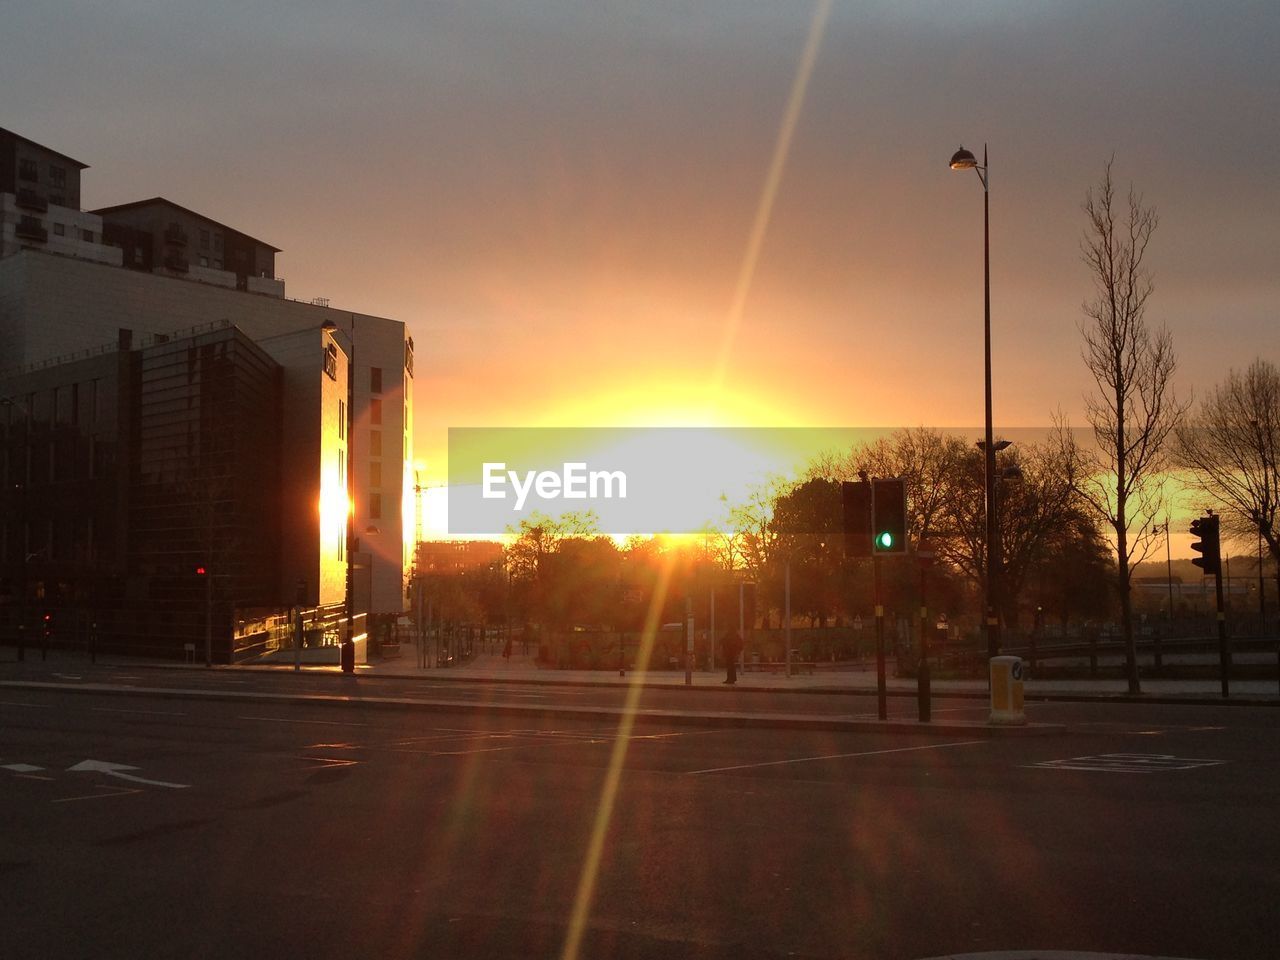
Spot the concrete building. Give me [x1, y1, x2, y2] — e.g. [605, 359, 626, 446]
[0, 127, 413, 651]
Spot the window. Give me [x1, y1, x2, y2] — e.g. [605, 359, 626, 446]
[50, 165, 66, 187]
[50, 195, 65, 207]
[370, 367, 383, 394]
[370, 430, 382, 457]
[213, 259, 222, 269]
[324, 344, 338, 382]
[53, 223, 65, 237]
[18, 158, 38, 181]
[213, 233, 223, 253]
[81, 229, 94, 243]
[200, 256, 209, 267]
[369, 493, 382, 520]
[370, 462, 382, 488]
[338, 399, 345, 439]
[200, 229, 210, 250]
[370, 397, 382, 425]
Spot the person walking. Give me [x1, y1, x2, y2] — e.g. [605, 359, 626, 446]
[721, 630, 743, 684]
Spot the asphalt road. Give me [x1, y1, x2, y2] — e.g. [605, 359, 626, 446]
[2, 676, 1277, 960]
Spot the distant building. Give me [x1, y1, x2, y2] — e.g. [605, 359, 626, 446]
[416, 540, 505, 575]
[0, 127, 414, 656]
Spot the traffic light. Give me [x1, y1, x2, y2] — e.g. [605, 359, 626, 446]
[42, 612, 52, 639]
[841, 480, 872, 558]
[1189, 514, 1221, 576]
[195, 565, 208, 576]
[872, 478, 907, 555]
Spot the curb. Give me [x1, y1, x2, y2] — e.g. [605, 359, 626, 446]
[0, 679, 1063, 736]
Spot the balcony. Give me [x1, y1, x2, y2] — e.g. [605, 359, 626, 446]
[163, 225, 189, 247]
[163, 254, 190, 273]
[15, 189, 48, 213]
[15, 217, 47, 243]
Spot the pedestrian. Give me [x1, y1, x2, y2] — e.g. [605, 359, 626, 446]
[502, 636, 512, 662]
[721, 630, 743, 684]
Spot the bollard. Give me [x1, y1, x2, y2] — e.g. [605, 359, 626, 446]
[989, 656, 1026, 725]
[340, 639, 355, 674]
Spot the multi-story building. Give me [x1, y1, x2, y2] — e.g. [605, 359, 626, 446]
[0, 127, 414, 653]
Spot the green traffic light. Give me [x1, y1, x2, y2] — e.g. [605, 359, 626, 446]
[877, 531, 894, 549]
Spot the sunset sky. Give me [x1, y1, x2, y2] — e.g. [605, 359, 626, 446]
[4, 1, 1277, 546]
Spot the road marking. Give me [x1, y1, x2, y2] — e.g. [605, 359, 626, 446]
[3, 763, 45, 773]
[1029, 753, 1226, 774]
[67, 760, 190, 789]
[52, 785, 143, 804]
[91, 707, 187, 717]
[239, 716, 368, 727]
[0, 700, 53, 708]
[298, 756, 361, 769]
[687, 739, 989, 775]
[52, 673, 83, 681]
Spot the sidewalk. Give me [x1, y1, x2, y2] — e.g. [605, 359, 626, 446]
[362, 645, 1280, 703]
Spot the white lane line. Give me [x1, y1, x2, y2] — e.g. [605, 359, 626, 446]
[0, 700, 52, 708]
[92, 707, 187, 717]
[239, 715, 369, 727]
[687, 739, 988, 775]
[4, 763, 45, 772]
[52, 786, 142, 804]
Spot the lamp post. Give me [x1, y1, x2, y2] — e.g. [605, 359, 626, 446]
[949, 144, 1001, 659]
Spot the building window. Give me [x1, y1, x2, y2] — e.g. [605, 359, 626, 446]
[370, 430, 382, 457]
[50, 165, 67, 187]
[338, 399, 345, 439]
[200, 229, 210, 250]
[370, 461, 382, 488]
[50, 195, 65, 207]
[370, 367, 382, 394]
[53, 223, 65, 237]
[369, 493, 382, 520]
[81, 229, 94, 243]
[405, 340, 414, 377]
[213, 233, 223, 253]
[18, 158, 38, 181]
[324, 343, 338, 381]
[199, 256, 209, 267]
[213, 259, 222, 269]
[370, 397, 382, 425]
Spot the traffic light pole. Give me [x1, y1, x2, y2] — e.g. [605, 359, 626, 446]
[873, 554, 887, 721]
[1215, 567, 1230, 698]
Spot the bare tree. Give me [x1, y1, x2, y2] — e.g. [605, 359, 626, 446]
[1075, 160, 1186, 693]
[1176, 358, 1280, 599]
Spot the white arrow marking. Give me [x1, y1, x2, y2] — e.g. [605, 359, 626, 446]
[67, 760, 190, 789]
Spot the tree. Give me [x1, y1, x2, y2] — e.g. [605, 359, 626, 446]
[1074, 160, 1186, 693]
[1176, 358, 1280, 599]
[935, 442, 1086, 628]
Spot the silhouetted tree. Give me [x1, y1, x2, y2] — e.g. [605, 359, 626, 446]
[1073, 160, 1186, 693]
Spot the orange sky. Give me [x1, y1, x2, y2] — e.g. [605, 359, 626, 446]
[4, 2, 1277, 554]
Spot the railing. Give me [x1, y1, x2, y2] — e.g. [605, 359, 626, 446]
[16, 189, 48, 213]
[15, 217, 47, 242]
[0, 319, 232, 379]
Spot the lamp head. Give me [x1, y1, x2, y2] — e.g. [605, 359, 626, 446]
[949, 146, 978, 170]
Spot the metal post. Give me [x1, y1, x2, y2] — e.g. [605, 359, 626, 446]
[204, 566, 213, 667]
[294, 607, 302, 672]
[684, 595, 693, 686]
[1259, 528, 1267, 638]
[874, 554, 887, 721]
[784, 558, 792, 678]
[1216, 566, 1230, 698]
[981, 145, 1000, 663]
[709, 588, 716, 672]
[917, 558, 931, 723]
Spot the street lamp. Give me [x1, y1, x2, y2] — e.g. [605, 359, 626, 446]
[950, 144, 1002, 660]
